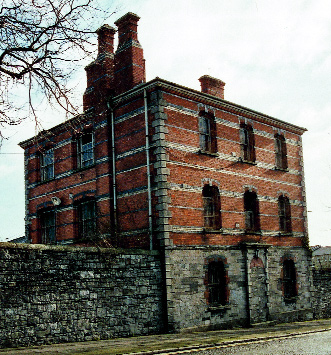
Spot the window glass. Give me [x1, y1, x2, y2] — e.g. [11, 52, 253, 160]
[240, 124, 255, 162]
[199, 113, 217, 153]
[41, 149, 54, 181]
[78, 133, 94, 168]
[78, 200, 96, 238]
[278, 196, 291, 233]
[244, 191, 260, 232]
[40, 210, 56, 244]
[275, 134, 288, 169]
[203, 185, 221, 229]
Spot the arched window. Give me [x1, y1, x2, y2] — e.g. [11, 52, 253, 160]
[275, 134, 288, 170]
[278, 195, 292, 233]
[199, 112, 217, 154]
[207, 260, 228, 306]
[244, 190, 260, 232]
[202, 185, 221, 229]
[240, 124, 255, 162]
[283, 259, 297, 303]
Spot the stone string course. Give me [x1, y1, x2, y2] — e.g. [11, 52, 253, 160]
[0, 243, 164, 348]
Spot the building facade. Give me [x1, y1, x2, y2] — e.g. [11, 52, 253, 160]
[19, 12, 313, 331]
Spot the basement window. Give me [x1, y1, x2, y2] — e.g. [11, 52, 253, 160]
[202, 184, 221, 229]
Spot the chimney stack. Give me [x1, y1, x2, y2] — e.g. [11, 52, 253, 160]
[83, 25, 116, 111]
[199, 75, 225, 99]
[114, 12, 146, 95]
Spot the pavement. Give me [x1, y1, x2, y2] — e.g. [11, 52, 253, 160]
[1, 318, 331, 355]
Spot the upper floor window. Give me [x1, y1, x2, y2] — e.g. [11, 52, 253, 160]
[240, 124, 255, 163]
[78, 133, 94, 169]
[244, 190, 260, 232]
[202, 184, 221, 229]
[78, 199, 96, 239]
[275, 134, 288, 170]
[278, 195, 292, 233]
[199, 112, 217, 154]
[207, 260, 228, 307]
[283, 259, 297, 303]
[40, 149, 54, 181]
[39, 210, 56, 244]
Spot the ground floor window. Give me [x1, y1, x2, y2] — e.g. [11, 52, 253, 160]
[39, 210, 56, 244]
[207, 260, 228, 307]
[283, 259, 297, 303]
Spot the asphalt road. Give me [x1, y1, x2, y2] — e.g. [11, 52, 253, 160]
[184, 330, 331, 355]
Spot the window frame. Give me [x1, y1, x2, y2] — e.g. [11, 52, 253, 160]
[40, 149, 54, 182]
[77, 132, 94, 169]
[244, 190, 260, 232]
[275, 134, 288, 170]
[199, 112, 217, 154]
[278, 195, 292, 233]
[239, 124, 255, 163]
[39, 209, 56, 244]
[202, 184, 221, 230]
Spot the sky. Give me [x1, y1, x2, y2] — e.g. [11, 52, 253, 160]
[0, 0, 330, 245]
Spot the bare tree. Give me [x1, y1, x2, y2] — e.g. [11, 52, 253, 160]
[0, 0, 114, 139]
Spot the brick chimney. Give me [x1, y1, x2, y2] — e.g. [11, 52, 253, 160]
[199, 75, 225, 99]
[114, 12, 146, 95]
[83, 24, 116, 111]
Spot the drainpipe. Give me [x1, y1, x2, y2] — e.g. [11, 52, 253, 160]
[264, 247, 271, 321]
[243, 245, 251, 326]
[109, 107, 118, 237]
[144, 89, 153, 250]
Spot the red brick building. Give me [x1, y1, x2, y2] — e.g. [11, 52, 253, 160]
[19, 12, 313, 330]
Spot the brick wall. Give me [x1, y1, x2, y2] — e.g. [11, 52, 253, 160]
[0, 243, 164, 348]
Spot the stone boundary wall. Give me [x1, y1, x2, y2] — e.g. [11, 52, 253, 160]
[0, 243, 164, 348]
[312, 268, 331, 319]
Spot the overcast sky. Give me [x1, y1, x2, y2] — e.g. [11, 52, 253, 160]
[0, 0, 330, 246]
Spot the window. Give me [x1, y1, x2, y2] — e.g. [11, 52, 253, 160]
[40, 149, 54, 181]
[240, 124, 255, 162]
[199, 112, 217, 154]
[207, 261, 228, 306]
[275, 134, 288, 170]
[202, 185, 221, 229]
[278, 195, 292, 233]
[244, 190, 260, 232]
[78, 133, 94, 168]
[283, 259, 297, 303]
[40, 210, 56, 244]
[78, 200, 96, 238]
